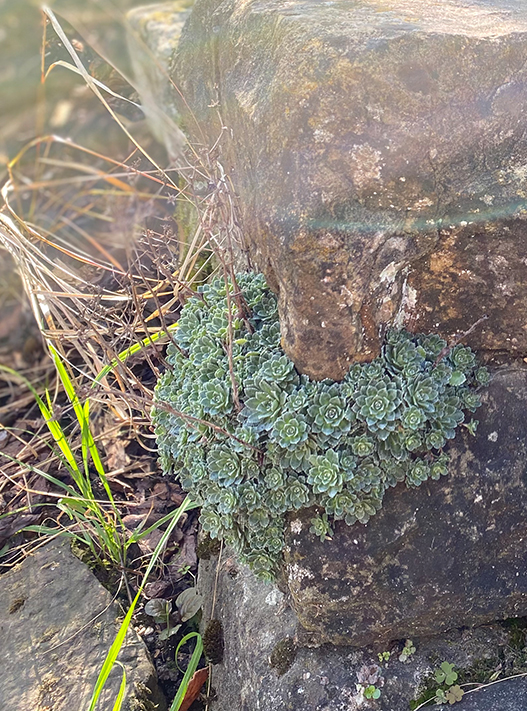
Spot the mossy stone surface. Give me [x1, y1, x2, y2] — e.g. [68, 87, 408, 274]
[197, 547, 527, 710]
[168, 0, 527, 378]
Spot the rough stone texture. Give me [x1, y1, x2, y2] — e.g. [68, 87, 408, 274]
[459, 679, 527, 710]
[282, 365, 527, 647]
[0, 539, 166, 711]
[198, 550, 527, 710]
[167, 0, 527, 378]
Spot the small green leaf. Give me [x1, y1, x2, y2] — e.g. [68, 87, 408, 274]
[144, 598, 172, 622]
[435, 662, 458, 686]
[176, 587, 203, 622]
[434, 688, 447, 704]
[445, 685, 464, 704]
[158, 624, 182, 641]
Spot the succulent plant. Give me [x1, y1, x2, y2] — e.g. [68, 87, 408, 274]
[267, 438, 316, 474]
[430, 361, 453, 386]
[353, 376, 402, 438]
[401, 405, 427, 431]
[381, 459, 408, 487]
[285, 476, 312, 510]
[430, 453, 450, 480]
[216, 488, 238, 515]
[258, 353, 297, 385]
[344, 493, 383, 525]
[239, 482, 262, 512]
[378, 431, 408, 461]
[403, 430, 423, 452]
[405, 376, 439, 414]
[406, 459, 431, 487]
[323, 488, 357, 519]
[384, 338, 422, 374]
[339, 448, 358, 479]
[310, 513, 334, 542]
[241, 377, 287, 431]
[200, 509, 227, 540]
[190, 335, 224, 365]
[353, 459, 383, 492]
[200, 378, 232, 416]
[308, 385, 353, 438]
[450, 344, 477, 372]
[270, 412, 309, 450]
[418, 333, 447, 360]
[152, 271, 488, 580]
[266, 488, 289, 515]
[425, 429, 447, 451]
[449, 370, 467, 387]
[308, 450, 343, 497]
[350, 434, 376, 457]
[208, 446, 244, 487]
[247, 507, 270, 529]
[264, 467, 286, 489]
[286, 387, 309, 413]
[475, 366, 491, 386]
[461, 390, 481, 412]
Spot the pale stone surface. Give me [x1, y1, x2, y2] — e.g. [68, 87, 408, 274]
[0, 539, 165, 711]
[168, 0, 527, 378]
[198, 549, 527, 710]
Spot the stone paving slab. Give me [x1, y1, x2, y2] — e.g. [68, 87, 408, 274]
[0, 538, 165, 711]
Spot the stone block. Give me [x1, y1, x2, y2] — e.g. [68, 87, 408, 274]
[284, 366, 527, 646]
[0, 539, 165, 711]
[198, 548, 527, 710]
[171, 0, 527, 378]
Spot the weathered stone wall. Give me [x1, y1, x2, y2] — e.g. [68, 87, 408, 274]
[173, 0, 527, 378]
[130, 4, 527, 708]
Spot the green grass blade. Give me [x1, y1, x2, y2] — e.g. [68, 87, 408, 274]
[23, 524, 67, 535]
[170, 633, 204, 711]
[0, 452, 79, 498]
[92, 323, 179, 387]
[128, 506, 190, 544]
[49, 346, 117, 509]
[81, 398, 117, 507]
[111, 664, 127, 711]
[87, 497, 197, 711]
[0, 364, 86, 488]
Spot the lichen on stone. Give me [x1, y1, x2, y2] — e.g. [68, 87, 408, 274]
[269, 637, 298, 676]
[152, 272, 489, 580]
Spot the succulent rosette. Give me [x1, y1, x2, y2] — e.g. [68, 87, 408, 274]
[307, 450, 343, 498]
[270, 412, 309, 450]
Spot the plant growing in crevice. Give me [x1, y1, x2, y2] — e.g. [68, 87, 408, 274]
[432, 662, 465, 705]
[399, 639, 416, 663]
[356, 664, 384, 701]
[153, 273, 489, 579]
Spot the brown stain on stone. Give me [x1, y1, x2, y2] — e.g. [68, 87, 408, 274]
[174, 0, 527, 376]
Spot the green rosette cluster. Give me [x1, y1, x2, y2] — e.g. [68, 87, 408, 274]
[153, 273, 489, 580]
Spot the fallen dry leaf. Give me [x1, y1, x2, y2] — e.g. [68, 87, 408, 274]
[179, 667, 209, 711]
